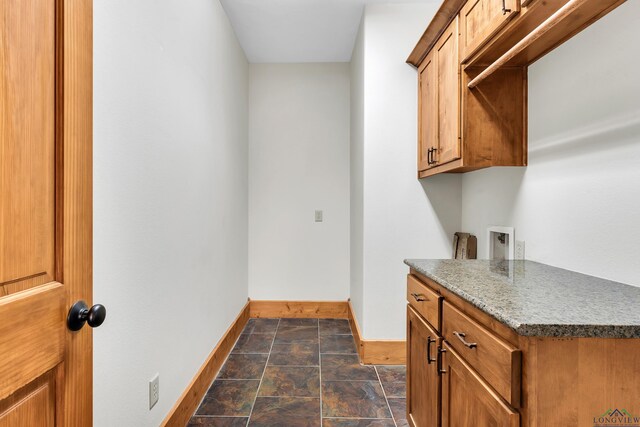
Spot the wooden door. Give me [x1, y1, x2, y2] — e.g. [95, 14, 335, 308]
[460, 0, 520, 61]
[418, 50, 438, 172]
[0, 0, 93, 426]
[435, 17, 461, 167]
[407, 306, 440, 427]
[441, 343, 519, 427]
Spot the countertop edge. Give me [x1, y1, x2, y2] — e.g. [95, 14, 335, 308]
[404, 259, 640, 339]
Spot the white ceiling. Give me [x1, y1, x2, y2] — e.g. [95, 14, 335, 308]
[220, 0, 431, 63]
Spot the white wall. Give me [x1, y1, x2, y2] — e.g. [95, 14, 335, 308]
[93, 0, 249, 425]
[248, 63, 351, 300]
[351, 3, 463, 340]
[350, 18, 366, 327]
[461, 0, 640, 286]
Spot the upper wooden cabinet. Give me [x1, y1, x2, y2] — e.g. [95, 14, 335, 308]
[409, 0, 627, 179]
[419, 18, 461, 172]
[436, 19, 461, 166]
[417, 17, 526, 178]
[460, 0, 520, 62]
[418, 50, 438, 171]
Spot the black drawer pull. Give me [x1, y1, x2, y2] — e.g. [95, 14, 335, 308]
[438, 347, 447, 374]
[502, 0, 512, 15]
[411, 293, 427, 302]
[428, 147, 438, 164]
[453, 331, 477, 349]
[426, 337, 437, 364]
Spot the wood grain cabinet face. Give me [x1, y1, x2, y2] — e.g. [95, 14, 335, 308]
[442, 301, 521, 407]
[441, 343, 520, 427]
[435, 17, 461, 166]
[407, 275, 442, 330]
[418, 50, 438, 172]
[460, 0, 520, 62]
[407, 306, 441, 427]
[417, 17, 461, 173]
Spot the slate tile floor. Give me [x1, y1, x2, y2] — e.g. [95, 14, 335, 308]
[188, 318, 407, 427]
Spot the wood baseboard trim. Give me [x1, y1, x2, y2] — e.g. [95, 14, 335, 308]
[347, 300, 364, 359]
[161, 301, 251, 427]
[362, 340, 406, 365]
[347, 299, 406, 365]
[249, 300, 349, 319]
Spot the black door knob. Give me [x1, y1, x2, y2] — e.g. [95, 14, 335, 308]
[67, 300, 107, 331]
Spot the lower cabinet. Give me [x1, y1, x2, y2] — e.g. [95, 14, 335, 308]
[407, 306, 441, 427]
[441, 342, 520, 427]
[407, 271, 640, 427]
[407, 274, 520, 427]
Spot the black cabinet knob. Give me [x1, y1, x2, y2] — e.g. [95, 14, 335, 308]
[67, 300, 107, 331]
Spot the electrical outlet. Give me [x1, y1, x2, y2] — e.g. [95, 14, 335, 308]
[315, 210, 323, 222]
[515, 241, 525, 260]
[149, 374, 159, 410]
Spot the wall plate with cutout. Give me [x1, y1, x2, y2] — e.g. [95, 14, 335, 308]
[487, 226, 514, 260]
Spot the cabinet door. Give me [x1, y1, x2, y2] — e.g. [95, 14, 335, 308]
[436, 17, 461, 166]
[418, 49, 438, 172]
[407, 306, 441, 427]
[460, 0, 520, 61]
[441, 343, 519, 427]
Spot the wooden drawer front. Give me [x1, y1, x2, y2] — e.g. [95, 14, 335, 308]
[460, 0, 520, 62]
[407, 275, 442, 330]
[442, 301, 521, 406]
[441, 342, 520, 427]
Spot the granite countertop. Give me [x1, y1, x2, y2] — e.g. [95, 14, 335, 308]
[404, 259, 640, 338]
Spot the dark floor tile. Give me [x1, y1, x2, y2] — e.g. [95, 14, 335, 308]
[320, 335, 357, 354]
[269, 343, 320, 366]
[196, 380, 259, 416]
[322, 381, 391, 418]
[272, 342, 319, 353]
[218, 354, 268, 379]
[321, 354, 378, 381]
[244, 318, 280, 334]
[323, 419, 395, 427]
[388, 398, 408, 426]
[190, 318, 408, 427]
[232, 333, 273, 354]
[188, 416, 249, 426]
[319, 319, 352, 335]
[376, 366, 406, 384]
[269, 342, 319, 366]
[249, 397, 320, 426]
[274, 326, 319, 344]
[259, 366, 320, 397]
[268, 352, 319, 367]
[278, 318, 319, 328]
[382, 381, 406, 398]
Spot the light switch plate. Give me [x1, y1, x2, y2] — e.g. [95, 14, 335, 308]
[315, 210, 323, 222]
[149, 373, 159, 410]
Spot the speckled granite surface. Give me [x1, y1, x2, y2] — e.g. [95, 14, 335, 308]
[404, 259, 640, 338]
